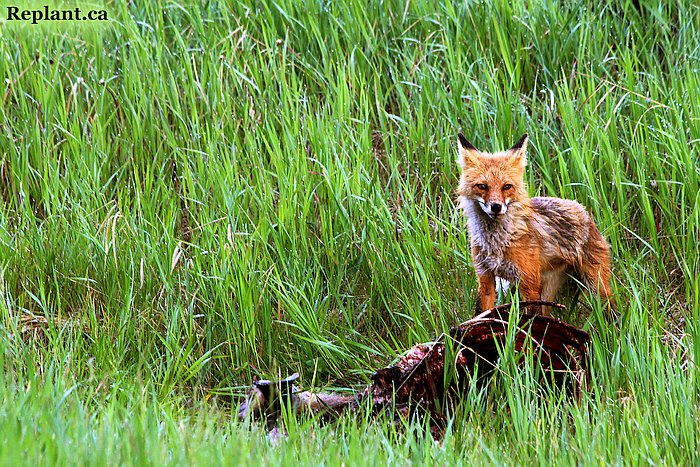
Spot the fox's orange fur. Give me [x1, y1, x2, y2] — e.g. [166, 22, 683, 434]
[456, 133, 612, 315]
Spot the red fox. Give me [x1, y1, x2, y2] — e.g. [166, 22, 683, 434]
[456, 133, 613, 315]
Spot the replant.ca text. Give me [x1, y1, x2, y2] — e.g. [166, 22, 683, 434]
[6, 6, 108, 24]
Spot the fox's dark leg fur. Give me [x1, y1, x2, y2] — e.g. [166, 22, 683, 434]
[578, 223, 614, 309]
[475, 271, 496, 314]
[517, 272, 544, 315]
[506, 244, 545, 314]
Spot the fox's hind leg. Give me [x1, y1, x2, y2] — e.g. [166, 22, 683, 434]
[540, 267, 568, 314]
[579, 259, 616, 320]
[540, 268, 567, 302]
[579, 259, 612, 302]
[579, 224, 614, 309]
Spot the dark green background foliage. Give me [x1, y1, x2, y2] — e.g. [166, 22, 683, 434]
[0, 0, 698, 464]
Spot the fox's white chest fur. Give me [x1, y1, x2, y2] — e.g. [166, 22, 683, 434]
[459, 197, 526, 282]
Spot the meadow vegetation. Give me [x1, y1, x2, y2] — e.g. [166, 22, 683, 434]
[0, 0, 698, 464]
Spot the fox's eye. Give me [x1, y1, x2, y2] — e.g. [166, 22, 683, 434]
[476, 183, 488, 190]
[502, 184, 513, 191]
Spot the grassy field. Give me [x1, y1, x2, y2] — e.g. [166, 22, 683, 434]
[0, 0, 698, 464]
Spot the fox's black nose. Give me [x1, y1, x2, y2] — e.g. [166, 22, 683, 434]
[491, 203, 502, 214]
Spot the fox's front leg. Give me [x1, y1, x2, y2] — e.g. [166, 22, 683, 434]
[508, 248, 543, 314]
[475, 271, 496, 314]
[518, 272, 544, 314]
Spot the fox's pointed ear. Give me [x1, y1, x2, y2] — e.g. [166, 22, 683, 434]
[458, 133, 476, 151]
[508, 133, 528, 168]
[457, 133, 480, 168]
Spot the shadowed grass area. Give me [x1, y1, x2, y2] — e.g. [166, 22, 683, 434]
[0, 0, 698, 464]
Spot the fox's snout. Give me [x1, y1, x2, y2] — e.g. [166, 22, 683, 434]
[489, 202, 503, 214]
[479, 200, 507, 216]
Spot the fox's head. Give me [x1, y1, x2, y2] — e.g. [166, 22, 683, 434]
[456, 133, 529, 218]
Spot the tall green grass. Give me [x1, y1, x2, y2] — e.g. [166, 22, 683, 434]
[0, 0, 698, 464]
